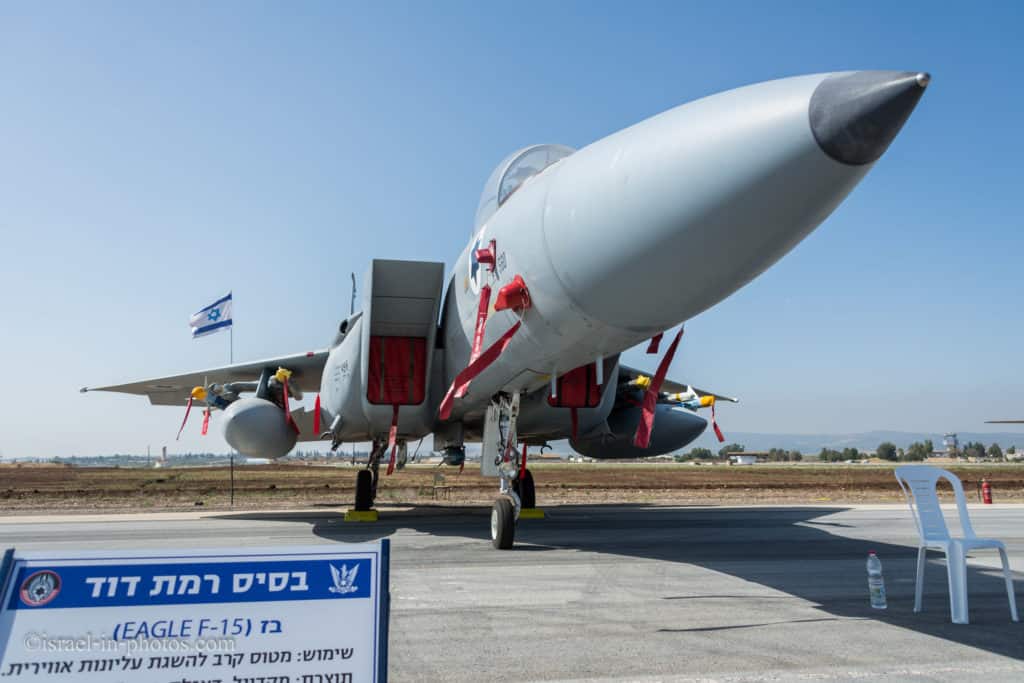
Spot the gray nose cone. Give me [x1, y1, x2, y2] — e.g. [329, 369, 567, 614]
[810, 71, 929, 165]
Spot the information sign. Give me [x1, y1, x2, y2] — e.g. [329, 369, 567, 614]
[0, 542, 389, 683]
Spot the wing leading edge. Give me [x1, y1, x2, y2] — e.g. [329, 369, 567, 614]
[81, 350, 329, 406]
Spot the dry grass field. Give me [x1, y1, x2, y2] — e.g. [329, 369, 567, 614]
[2, 462, 1024, 513]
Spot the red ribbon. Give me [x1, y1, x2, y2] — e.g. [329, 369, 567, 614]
[456, 285, 491, 399]
[711, 401, 725, 442]
[633, 326, 685, 449]
[438, 321, 522, 420]
[281, 376, 299, 434]
[313, 394, 321, 435]
[201, 408, 210, 436]
[176, 397, 193, 441]
[519, 443, 527, 480]
[386, 405, 399, 476]
[647, 333, 663, 354]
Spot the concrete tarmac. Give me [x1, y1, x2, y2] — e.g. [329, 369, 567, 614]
[1, 504, 1022, 681]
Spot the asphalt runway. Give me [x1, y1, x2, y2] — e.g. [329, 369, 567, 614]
[2, 504, 1022, 681]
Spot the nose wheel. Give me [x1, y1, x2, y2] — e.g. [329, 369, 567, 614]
[491, 496, 516, 549]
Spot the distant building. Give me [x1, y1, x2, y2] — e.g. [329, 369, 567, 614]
[728, 454, 759, 466]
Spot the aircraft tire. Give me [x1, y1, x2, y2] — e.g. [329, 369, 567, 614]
[518, 469, 536, 509]
[491, 497, 515, 550]
[354, 470, 373, 511]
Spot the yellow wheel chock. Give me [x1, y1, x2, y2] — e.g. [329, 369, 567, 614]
[344, 509, 380, 522]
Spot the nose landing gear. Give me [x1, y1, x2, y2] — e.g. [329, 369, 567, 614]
[481, 393, 544, 548]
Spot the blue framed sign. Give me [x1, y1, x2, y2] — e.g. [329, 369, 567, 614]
[0, 542, 389, 682]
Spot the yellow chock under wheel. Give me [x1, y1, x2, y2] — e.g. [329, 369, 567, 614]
[519, 508, 545, 520]
[344, 509, 379, 522]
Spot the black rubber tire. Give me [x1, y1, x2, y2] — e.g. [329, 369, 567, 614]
[354, 470, 373, 511]
[491, 497, 515, 550]
[518, 469, 536, 509]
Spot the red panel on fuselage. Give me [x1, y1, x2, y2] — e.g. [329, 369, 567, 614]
[548, 364, 600, 408]
[367, 336, 427, 405]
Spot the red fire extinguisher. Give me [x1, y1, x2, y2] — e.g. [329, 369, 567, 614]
[981, 479, 993, 505]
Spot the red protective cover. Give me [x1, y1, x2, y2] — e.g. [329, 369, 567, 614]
[367, 336, 427, 405]
[548, 364, 601, 408]
[494, 274, 531, 312]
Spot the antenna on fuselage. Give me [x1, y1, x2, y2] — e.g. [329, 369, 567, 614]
[350, 272, 356, 315]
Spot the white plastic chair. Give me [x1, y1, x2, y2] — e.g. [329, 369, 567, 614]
[895, 465, 1018, 624]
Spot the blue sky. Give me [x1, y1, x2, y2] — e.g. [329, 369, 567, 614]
[1, 1, 1022, 458]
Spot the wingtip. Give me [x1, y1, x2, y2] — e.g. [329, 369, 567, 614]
[80, 387, 89, 394]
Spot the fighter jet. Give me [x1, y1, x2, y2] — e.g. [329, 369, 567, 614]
[83, 70, 930, 548]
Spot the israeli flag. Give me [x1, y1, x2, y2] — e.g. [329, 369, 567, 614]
[190, 292, 233, 338]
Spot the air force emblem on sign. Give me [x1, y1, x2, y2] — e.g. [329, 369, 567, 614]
[19, 570, 61, 607]
[328, 564, 359, 595]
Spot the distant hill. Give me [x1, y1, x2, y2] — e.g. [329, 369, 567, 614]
[688, 429, 1024, 454]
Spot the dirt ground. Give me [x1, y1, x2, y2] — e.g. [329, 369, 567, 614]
[2, 462, 1023, 513]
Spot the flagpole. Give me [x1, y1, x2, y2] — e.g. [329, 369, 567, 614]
[230, 325, 234, 364]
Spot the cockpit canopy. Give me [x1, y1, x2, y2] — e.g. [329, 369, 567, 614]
[474, 144, 575, 230]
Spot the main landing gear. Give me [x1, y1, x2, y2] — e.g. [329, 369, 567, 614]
[347, 440, 384, 521]
[513, 468, 536, 509]
[354, 469, 373, 511]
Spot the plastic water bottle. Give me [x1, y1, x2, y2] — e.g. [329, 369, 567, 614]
[867, 551, 887, 609]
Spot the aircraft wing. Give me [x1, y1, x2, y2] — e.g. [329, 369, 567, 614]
[619, 363, 739, 403]
[986, 420, 1024, 424]
[81, 350, 330, 406]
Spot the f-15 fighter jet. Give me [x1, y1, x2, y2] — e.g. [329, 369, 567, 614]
[84, 70, 930, 548]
